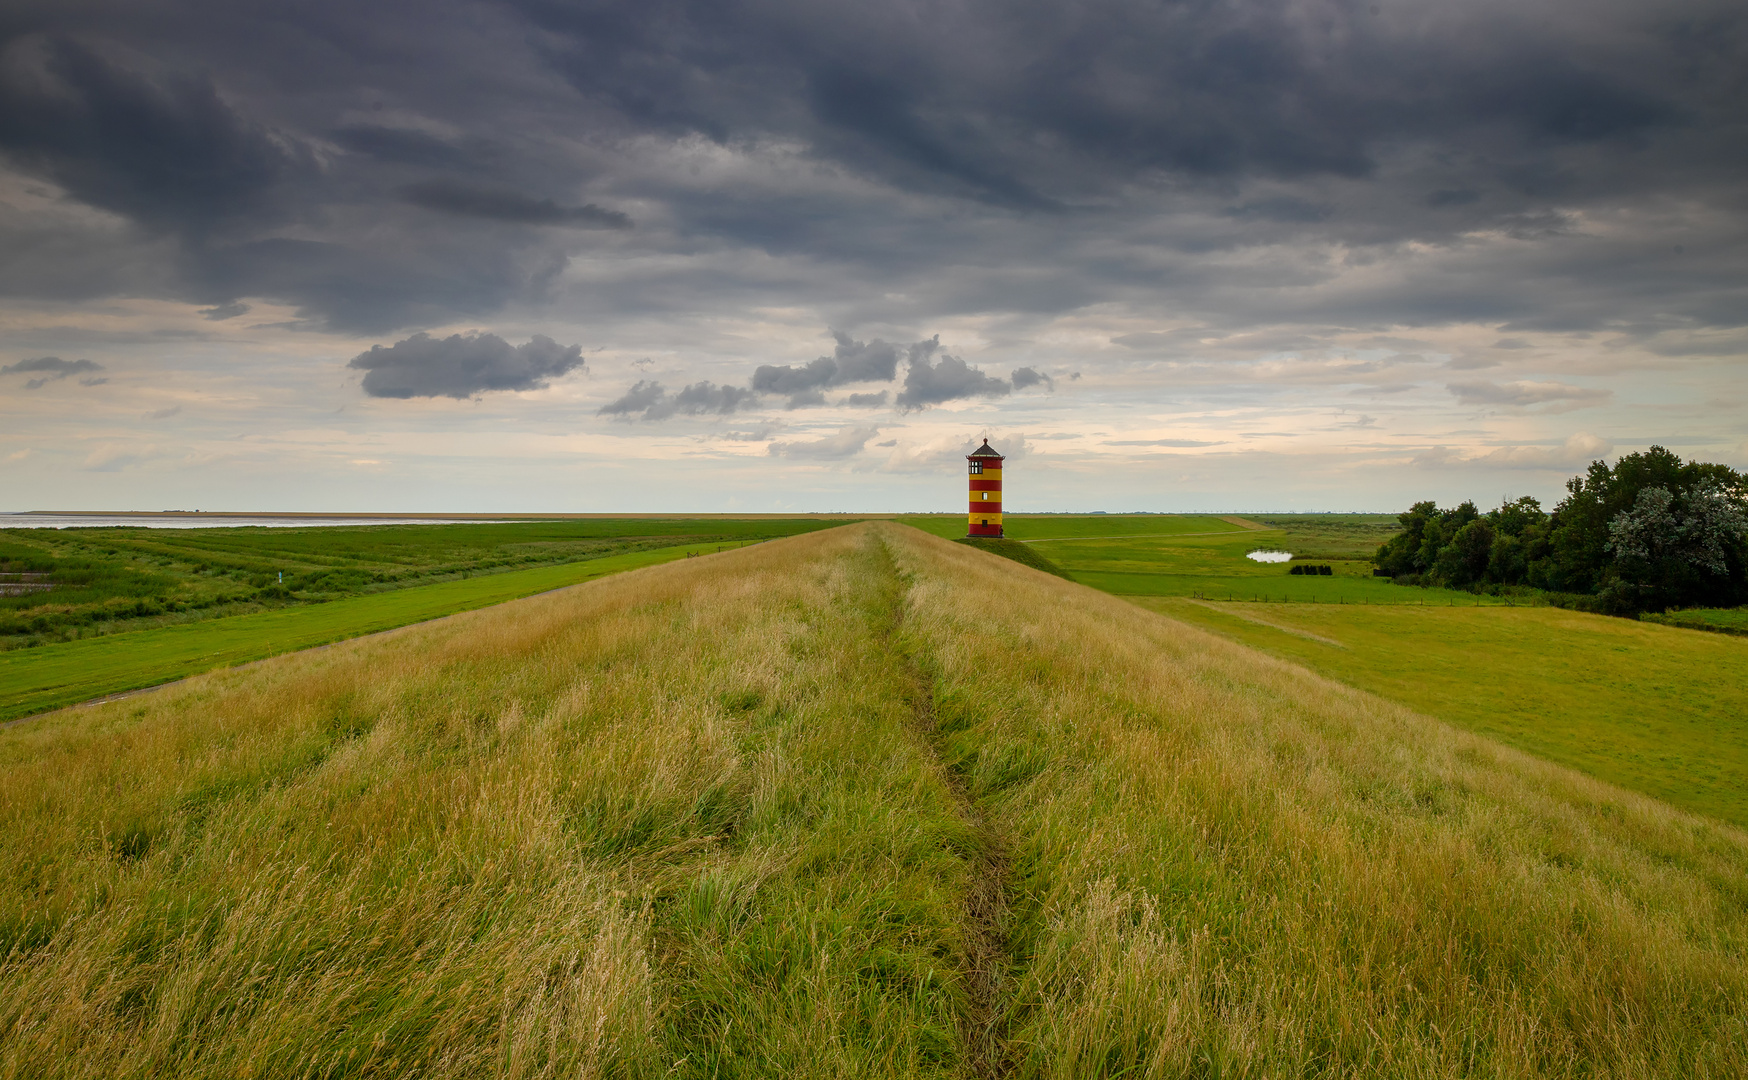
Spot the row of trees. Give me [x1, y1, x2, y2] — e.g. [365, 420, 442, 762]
[1373, 447, 1748, 613]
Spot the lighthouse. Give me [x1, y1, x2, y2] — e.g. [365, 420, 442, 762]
[967, 439, 1004, 537]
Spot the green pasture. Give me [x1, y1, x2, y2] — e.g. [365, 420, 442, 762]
[1139, 597, 1748, 828]
[1021, 517, 1507, 605]
[0, 541, 740, 725]
[1642, 607, 1748, 636]
[897, 512, 1252, 541]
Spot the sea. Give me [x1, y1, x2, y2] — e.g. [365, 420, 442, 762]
[0, 514, 516, 530]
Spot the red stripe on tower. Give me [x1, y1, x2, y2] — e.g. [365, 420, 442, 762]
[966, 439, 1004, 538]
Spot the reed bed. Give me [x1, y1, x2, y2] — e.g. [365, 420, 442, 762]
[1, 522, 1744, 1078]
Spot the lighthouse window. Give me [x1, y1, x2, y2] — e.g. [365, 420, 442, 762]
[969, 461, 982, 474]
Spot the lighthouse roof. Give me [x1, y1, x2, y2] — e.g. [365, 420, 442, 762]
[966, 439, 1004, 460]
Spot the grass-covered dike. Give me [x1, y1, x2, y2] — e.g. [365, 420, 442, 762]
[2, 523, 1743, 1077]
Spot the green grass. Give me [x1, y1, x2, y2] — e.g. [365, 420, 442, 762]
[4, 524, 1742, 1076]
[952, 537, 1070, 578]
[904, 515, 1748, 830]
[0, 541, 744, 725]
[1028, 523, 1506, 605]
[1136, 597, 1748, 828]
[1642, 607, 1748, 636]
[0, 517, 842, 646]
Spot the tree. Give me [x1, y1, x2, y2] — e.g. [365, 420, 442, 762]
[1374, 449, 1745, 610]
[1538, 447, 1747, 610]
[1436, 519, 1495, 586]
[1605, 478, 1748, 610]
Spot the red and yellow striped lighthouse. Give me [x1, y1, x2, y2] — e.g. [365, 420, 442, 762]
[967, 439, 1004, 537]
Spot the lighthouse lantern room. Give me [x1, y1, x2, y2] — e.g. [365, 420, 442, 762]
[967, 439, 1004, 537]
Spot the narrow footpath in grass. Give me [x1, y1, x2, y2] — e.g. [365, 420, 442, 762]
[0, 540, 743, 723]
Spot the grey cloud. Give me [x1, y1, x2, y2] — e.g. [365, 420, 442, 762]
[768, 425, 880, 459]
[398, 180, 632, 229]
[598, 379, 754, 420]
[1011, 367, 1054, 392]
[671, 381, 756, 416]
[349, 332, 585, 399]
[751, 331, 903, 407]
[199, 302, 251, 320]
[845, 391, 889, 407]
[144, 405, 181, 420]
[598, 379, 667, 417]
[1447, 380, 1612, 410]
[897, 352, 1009, 410]
[1, 355, 103, 389]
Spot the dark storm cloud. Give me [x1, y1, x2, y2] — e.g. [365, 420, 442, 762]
[0, 0, 1743, 345]
[329, 125, 475, 168]
[0, 36, 313, 234]
[398, 180, 632, 229]
[897, 352, 1009, 411]
[1, 355, 103, 389]
[349, 332, 585, 398]
[518, 0, 1728, 198]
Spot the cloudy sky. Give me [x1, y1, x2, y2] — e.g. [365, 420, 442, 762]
[1, 0, 1744, 513]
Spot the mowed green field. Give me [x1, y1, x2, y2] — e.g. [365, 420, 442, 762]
[0, 541, 742, 724]
[3, 525, 1743, 1077]
[1141, 598, 1748, 828]
[1029, 514, 1503, 604]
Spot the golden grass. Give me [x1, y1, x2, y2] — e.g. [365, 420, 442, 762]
[2, 522, 1744, 1078]
[889, 528, 1748, 1078]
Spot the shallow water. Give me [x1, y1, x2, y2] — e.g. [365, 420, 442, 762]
[1246, 550, 1293, 563]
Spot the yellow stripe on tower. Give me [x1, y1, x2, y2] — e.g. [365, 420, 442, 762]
[967, 512, 1004, 526]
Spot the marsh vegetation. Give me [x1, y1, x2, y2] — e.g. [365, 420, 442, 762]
[0, 518, 837, 649]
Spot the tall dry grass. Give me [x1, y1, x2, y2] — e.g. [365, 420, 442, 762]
[1, 526, 978, 1078]
[885, 524, 1748, 1078]
[2, 521, 1745, 1078]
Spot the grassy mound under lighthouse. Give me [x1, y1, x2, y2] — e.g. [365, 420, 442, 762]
[967, 439, 1004, 537]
